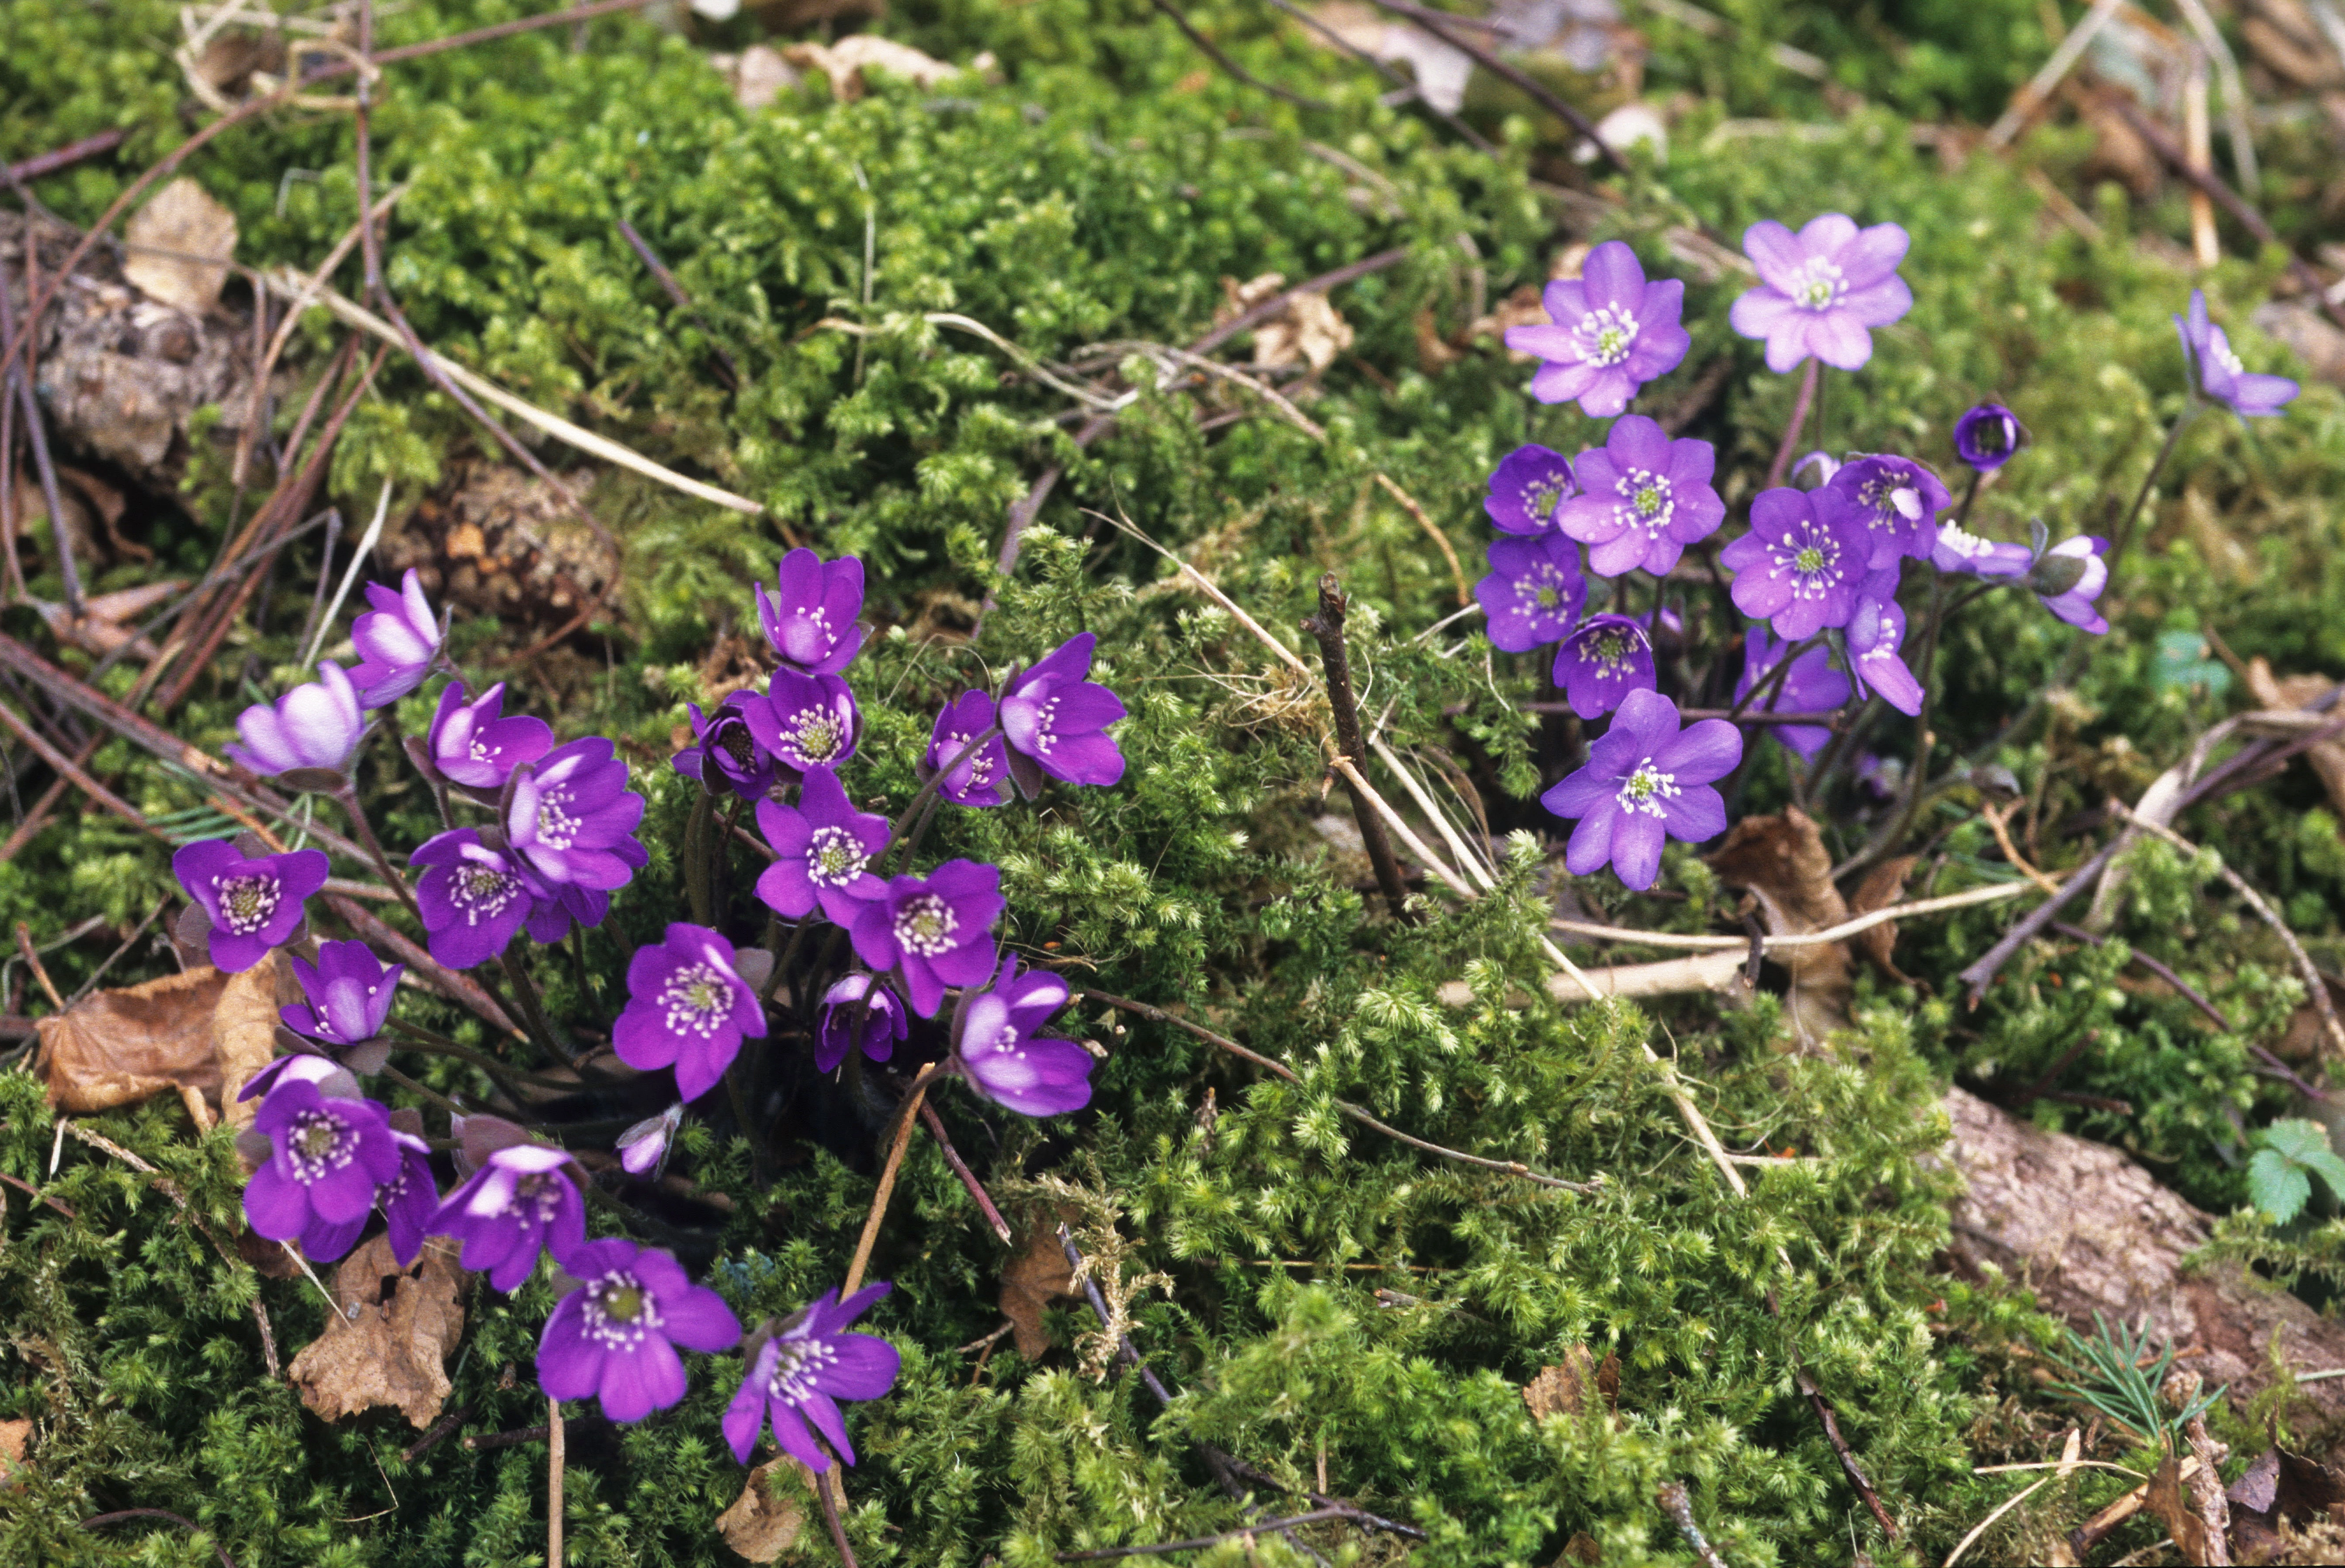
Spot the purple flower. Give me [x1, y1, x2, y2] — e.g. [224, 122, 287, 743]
[382, 1127, 438, 1269]
[2174, 290, 2298, 418]
[428, 1143, 587, 1292]
[757, 549, 867, 675]
[507, 738, 648, 891]
[1474, 534, 1586, 652]
[525, 882, 613, 947]
[237, 1051, 346, 1105]
[348, 568, 441, 707]
[617, 1103, 685, 1179]
[243, 1077, 401, 1262]
[673, 692, 777, 802]
[225, 661, 366, 779]
[1483, 444, 1576, 537]
[411, 829, 543, 970]
[612, 923, 769, 1103]
[848, 859, 1004, 1018]
[1953, 403, 2026, 472]
[1718, 488, 1868, 639]
[1503, 240, 1691, 417]
[2031, 535, 2111, 635]
[1847, 569, 1924, 715]
[1550, 613, 1655, 720]
[754, 766, 890, 926]
[427, 681, 553, 791]
[1734, 628, 1849, 762]
[744, 669, 861, 774]
[723, 1284, 900, 1470]
[1556, 416, 1725, 577]
[955, 954, 1093, 1117]
[1728, 215, 1913, 373]
[173, 839, 330, 973]
[539, 1238, 742, 1423]
[1930, 520, 2032, 578]
[281, 939, 404, 1046]
[1540, 688, 1741, 891]
[1000, 633, 1127, 793]
[925, 691, 1013, 808]
[1816, 454, 1950, 569]
[815, 974, 907, 1073]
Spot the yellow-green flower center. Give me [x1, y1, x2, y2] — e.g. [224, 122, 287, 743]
[1794, 545, 1825, 574]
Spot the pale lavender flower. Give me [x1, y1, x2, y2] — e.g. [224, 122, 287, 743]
[1930, 520, 2031, 578]
[1539, 688, 1741, 891]
[281, 939, 403, 1046]
[617, 1103, 686, 1179]
[1474, 533, 1586, 652]
[538, 1238, 741, 1423]
[1728, 215, 1913, 372]
[2174, 290, 2298, 418]
[427, 681, 553, 790]
[1718, 488, 1868, 639]
[348, 568, 442, 707]
[1555, 415, 1724, 577]
[1504, 240, 1691, 416]
[225, 661, 366, 780]
[2031, 535, 2111, 635]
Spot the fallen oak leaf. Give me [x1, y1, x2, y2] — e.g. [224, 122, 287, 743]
[288, 1234, 467, 1430]
[1847, 854, 1919, 983]
[715, 1455, 812, 1562]
[1522, 1344, 1620, 1424]
[1708, 808, 1852, 1044]
[32, 949, 282, 1132]
[999, 1212, 1079, 1360]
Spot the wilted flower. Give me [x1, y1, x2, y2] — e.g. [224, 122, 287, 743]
[1930, 520, 2031, 578]
[382, 1124, 438, 1269]
[2031, 535, 2111, 635]
[410, 829, 543, 970]
[815, 973, 907, 1072]
[954, 954, 1093, 1116]
[1504, 240, 1691, 417]
[1953, 403, 2026, 471]
[1539, 688, 1741, 891]
[539, 1238, 741, 1423]
[924, 691, 1013, 808]
[173, 839, 330, 973]
[428, 1143, 586, 1292]
[1718, 488, 1867, 639]
[225, 661, 366, 780]
[1846, 569, 1924, 715]
[1817, 454, 1949, 569]
[1474, 533, 1586, 652]
[1483, 444, 1575, 536]
[848, 860, 1005, 1018]
[745, 669, 862, 774]
[723, 1283, 900, 1470]
[1550, 613, 1655, 720]
[1734, 628, 1849, 762]
[427, 681, 553, 790]
[1000, 634, 1126, 793]
[612, 924, 769, 1103]
[1555, 416, 1725, 577]
[347, 568, 441, 707]
[755, 766, 891, 925]
[617, 1103, 685, 1179]
[506, 738, 648, 891]
[756, 549, 867, 675]
[243, 1076, 401, 1263]
[1728, 215, 1913, 373]
[281, 940, 404, 1046]
[2174, 290, 2298, 418]
[673, 692, 777, 802]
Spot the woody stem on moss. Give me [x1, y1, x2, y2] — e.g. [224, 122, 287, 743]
[1301, 574, 1413, 922]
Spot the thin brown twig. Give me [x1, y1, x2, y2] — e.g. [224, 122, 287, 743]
[1355, 0, 1628, 174]
[546, 1393, 565, 1568]
[842, 1062, 953, 1296]
[0, 700, 167, 845]
[917, 1099, 1014, 1244]
[1147, 0, 1338, 111]
[14, 921, 63, 1010]
[2048, 922, 2231, 1031]
[1302, 575, 1412, 918]
[77, 1510, 238, 1568]
[0, 238, 84, 615]
[1057, 1508, 1350, 1560]
[1798, 1369, 1898, 1538]
[3, 129, 128, 187]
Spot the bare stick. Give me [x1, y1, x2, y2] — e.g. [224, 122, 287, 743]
[1355, 0, 1627, 173]
[0, 700, 165, 844]
[2049, 922, 2231, 1032]
[1147, 0, 1337, 111]
[843, 1063, 952, 1295]
[1372, 473, 1468, 606]
[917, 1099, 1013, 1244]
[547, 1394, 565, 1568]
[1655, 1482, 1728, 1568]
[3, 129, 128, 187]
[1798, 1368, 1898, 1537]
[1302, 575, 1412, 918]
[0, 244, 84, 614]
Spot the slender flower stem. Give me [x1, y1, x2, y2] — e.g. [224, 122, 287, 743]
[498, 951, 577, 1067]
[918, 1099, 1014, 1243]
[1723, 633, 1821, 721]
[842, 1060, 954, 1296]
[1763, 360, 1823, 490]
[333, 786, 422, 929]
[815, 1468, 860, 1568]
[1841, 574, 1949, 876]
[683, 790, 715, 927]
[1950, 467, 1983, 531]
[384, 1021, 581, 1092]
[2105, 401, 2198, 583]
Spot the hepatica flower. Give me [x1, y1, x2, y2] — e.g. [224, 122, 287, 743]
[1734, 628, 1849, 762]
[1552, 613, 1655, 720]
[225, 660, 366, 780]
[724, 1284, 901, 1470]
[427, 681, 552, 790]
[755, 766, 890, 925]
[1474, 534, 1586, 651]
[757, 549, 867, 675]
[1729, 215, 1912, 373]
[849, 860, 1005, 1018]
[1556, 416, 1724, 577]
[429, 1143, 586, 1292]
[411, 829, 543, 970]
[955, 954, 1093, 1116]
[347, 568, 441, 707]
[1953, 403, 2026, 472]
[1540, 688, 1741, 891]
[617, 1103, 685, 1179]
[2175, 290, 2298, 418]
[673, 692, 777, 802]
[745, 669, 861, 774]
[1504, 240, 1690, 417]
[281, 939, 403, 1045]
[815, 974, 907, 1072]
[1817, 454, 1949, 568]
[1000, 633, 1126, 793]
[539, 1238, 741, 1423]
[507, 738, 648, 891]
[1931, 520, 2031, 578]
[1483, 444, 1575, 536]
[243, 1077, 401, 1263]
[174, 839, 330, 972]
[613, 923, 769, 1103]
[1846, 569, 1924, 715]
[925, 691, 1013, 808]
[1718, 488, 1867, 639]
[2030, 535, 2111, 635]
[382, 1126, 438, 1269]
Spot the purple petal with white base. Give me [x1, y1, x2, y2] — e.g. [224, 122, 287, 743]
[243, 1077, 401, 1260]
[755, 766, 890, 926]
[1550, 614, 1655, 720]
[281, 939, 403, 1045]
[506, 738, 647, 891]
[2174, 290, 2298, 418]
[1846, 570, 1924, 715]
[1474, 533, 1586, 652]
[1555, 416, 1725, 577]
[612, 924, 769, 1103]
[954, 954, 1093, 1117]
[1930, 521, 2032, 578]
[673, 692, 779, 802]
[427, 1143, 587, 1292]
[539, 1238, 741, 1424]
[847, 860, 1004, 1018]
[1000, 634, 1126, 790]
[174, 839, 330, 973]
[410, 829, 543, 971]
[382, 1129, 438, 1269]
[722, 1283, 899, 1470]
[1816, 454, 1949, 568]
[427, 682, 553, 790]
[744, 668, 861, 774]
[1503, 240, 1691, 417]
[2031, 535, 2111, 635]
[1540, 687, 1741, 891]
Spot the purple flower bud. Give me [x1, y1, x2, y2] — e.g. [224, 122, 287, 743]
[954, 954, 1093, 1117]
[225, 661, 366, 779]
[281, 939, 404, 1045]
[1504, 240, 1692, 417]
[1550, 613, 1655, 720]
[1953, 403, 2026, 472]
[1816, 454, 1949, 569]
[2174, 290, 2298, 418]
[1734, 627, 1849, 762]
[427, 1142, 586, 1292]
[1728, 215, 1913, 373]
[428, 681, 553, 790]
[1000, 634, 1126, 793]
[924, 691, 1012, 808]
[1540, 688, 1742, 891]
[238, 1051, 348, 1104]
[673, 692, 777, 802]
[348, 568, 442, 707]
[754, 766, 890, 926]
[1483, 444, 1575, 537]
[1930, 520, 2032, 578]
[382, 1127, 439, 1269]
[612, 923, 769, 1103]
[538, 1238, 741, 1423]
[815, 974, 906, 1073]
[744, 668, 862, 774]
[243, 1077, 402, 1262]
[1556, 416, 1725, 577]
[723, 1283, 899, 1470]
[1475, 533, 1586, 652]
[1717, 488, 1868, 639]
[1846, 569, 1924, 715]
[847, 859, 1004, 1018]
[2031, 535, 2111, 635]
[410, 828, 544, 970]
[617, 1103, 685, 1178]
[506, 738, 649, 892]
[173, 839, 330, 973]
[755, 549, 867, 675]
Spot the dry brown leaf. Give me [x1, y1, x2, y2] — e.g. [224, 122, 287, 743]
[2147, 1450, 2230, 1566]
[1464, 283, 1549, 361]
[1522, 1344, 1619, 1423]
[730, 44, 803, 111]
[780, 36, 960, 101]
[288, 1235, 467, 1430]
[716, 1456, 811, 1561]
[0, 1416, 25, 1491]
[122, 178, 238, 313]
[1847, 854, 1918, 982]
[1709, 808, 1852, 1044]
[1412, 306, 1461, 373]
[1255, 291, 1353, 374]
[999, 1216, 1078, 1360]
[34, 949, 284, 1131]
